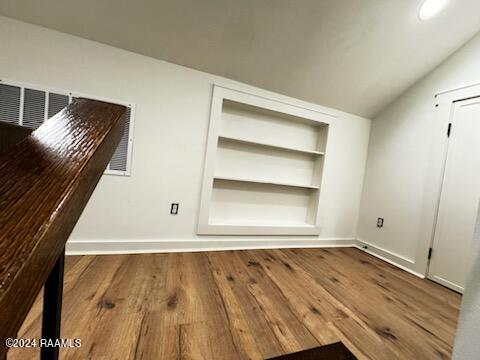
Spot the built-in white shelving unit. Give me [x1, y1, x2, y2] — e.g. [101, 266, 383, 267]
[198, 86, 333, 235]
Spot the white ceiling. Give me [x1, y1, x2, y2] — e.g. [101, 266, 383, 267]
[1, 0, 480, 118]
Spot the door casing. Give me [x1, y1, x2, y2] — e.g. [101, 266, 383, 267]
[426, 96, 480, 292]
[415, 83, 480, 290]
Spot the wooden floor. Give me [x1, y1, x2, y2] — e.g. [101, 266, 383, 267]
[9, 248, 461, 360]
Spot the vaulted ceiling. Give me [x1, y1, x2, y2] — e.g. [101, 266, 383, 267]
[1, 0, 480, 118]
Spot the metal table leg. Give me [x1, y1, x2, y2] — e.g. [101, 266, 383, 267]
[40, 249, 65, 360]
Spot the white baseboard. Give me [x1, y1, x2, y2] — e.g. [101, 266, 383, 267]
[66, 238, 426, 280]
[66, 238, 356, 255]
[355, 239, 425, 279]
[430, 275, 464, 293]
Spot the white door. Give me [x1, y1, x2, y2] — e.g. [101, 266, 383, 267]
[428, 97, 480, 293]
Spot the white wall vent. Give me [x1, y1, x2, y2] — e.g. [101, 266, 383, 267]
[0, 79, 135, 176]
[0, 84, 21, 124]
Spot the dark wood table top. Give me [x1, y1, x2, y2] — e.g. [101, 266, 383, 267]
[0, 99, 126, 356]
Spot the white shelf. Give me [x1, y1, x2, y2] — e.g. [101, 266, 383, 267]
[214, 175, 320, 190]
[199, 222, 321, 235]
[210, 221, 317, 228]
[197, 86, 331, 236]
[218, 135, 325, 156]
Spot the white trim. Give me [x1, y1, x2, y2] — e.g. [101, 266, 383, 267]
[417, 84, 480, 289]
[18, 87, 24, 126]
[197, 85, 332, 236]
[198, 224, 322, 236]
[355, 239, 424, 279]
[435, 81, 480, 97]
[66, 238, 356, 255]
[356, 238, 415, 264]
[213, 84, 336, 118]
[430, 275, 464, 293]
[66, 237, 428, 281]
[44, 91, 49, 123]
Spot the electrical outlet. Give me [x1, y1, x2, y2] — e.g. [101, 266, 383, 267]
[377, 218, 384, 228]
[170, 203, 179, 215]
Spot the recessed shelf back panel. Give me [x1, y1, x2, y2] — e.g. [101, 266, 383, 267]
[216, 138, 317, 186]
[221, 100, 325, 152]
[210, 179, 313, 226]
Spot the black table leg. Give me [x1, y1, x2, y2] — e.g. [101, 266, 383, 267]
[40, 249, 65, 360]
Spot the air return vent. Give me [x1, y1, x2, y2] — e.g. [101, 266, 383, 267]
[23, 88, 46, 129]
[0, 80, 135, 176]
[48, 93, 69, 119]
[109, 107, 131, 172]
[0, 84, 21, 125]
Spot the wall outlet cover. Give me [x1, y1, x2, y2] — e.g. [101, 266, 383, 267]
[377, 218, 384, 228]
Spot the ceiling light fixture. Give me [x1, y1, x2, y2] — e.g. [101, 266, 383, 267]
[419, 0, 448, 20]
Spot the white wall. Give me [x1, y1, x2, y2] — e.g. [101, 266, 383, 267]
[357, 30, 480, 275]
[0, 16, 371, 254]
[453, 203, 480, 359]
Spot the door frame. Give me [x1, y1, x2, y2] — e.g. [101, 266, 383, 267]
[418, 83, 480, 291]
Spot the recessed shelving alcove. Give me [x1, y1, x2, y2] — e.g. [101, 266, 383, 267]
[198, 86, 333, 235]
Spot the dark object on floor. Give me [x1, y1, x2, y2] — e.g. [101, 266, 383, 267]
[267, 342, 357, 360]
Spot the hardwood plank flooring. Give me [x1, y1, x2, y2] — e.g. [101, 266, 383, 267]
[8, 248, 461, 360]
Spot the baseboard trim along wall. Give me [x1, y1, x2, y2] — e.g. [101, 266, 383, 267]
[429, 275, 464, 293]
[66, 238, 426, 280]
[355, 239, 425, 279]
[66, 238, 356, 255]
